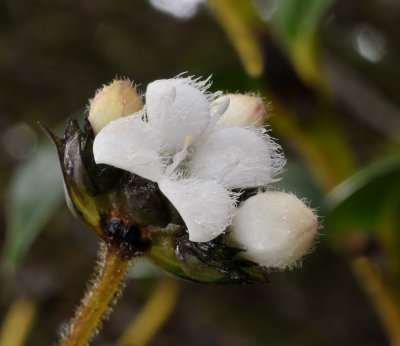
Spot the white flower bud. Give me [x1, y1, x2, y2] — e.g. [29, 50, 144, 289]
[214, 94, 267, 128]
[226, 191, 318, 269]
[88, 79, 143, 134]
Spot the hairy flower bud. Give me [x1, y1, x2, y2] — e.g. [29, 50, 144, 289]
[226, 192, 318, 269]
[88, 79, 143, 134]
[214, 94, 267, 128]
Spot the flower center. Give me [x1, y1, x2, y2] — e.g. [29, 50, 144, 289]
[165, 135, 193, 176]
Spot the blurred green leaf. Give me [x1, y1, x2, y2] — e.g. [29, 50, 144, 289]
[129, 258, 162, 279]
[270, 0, 334, 88]
[3, 144, 64, 268]
[273, 160, 323, 207]
[272, 0, 334, 43]
[323, 153, 400, 235]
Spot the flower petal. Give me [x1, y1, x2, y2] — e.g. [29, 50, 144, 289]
[158, 178, 236, 242]
[93, 113, 163, 182]
[146, 77, 212, 151]
[190, 127, 285, 189]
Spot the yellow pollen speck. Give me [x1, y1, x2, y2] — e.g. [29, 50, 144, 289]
[184, 136, 192, 149]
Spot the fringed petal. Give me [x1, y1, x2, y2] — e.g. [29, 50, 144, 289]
[189, 126, 285, 189]
[145, 76, 214, 152]
[93, 113, 163, 182]
[158, 178, 236, 242]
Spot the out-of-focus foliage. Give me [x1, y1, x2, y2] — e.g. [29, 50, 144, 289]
[271, 0, 334, 43]
[3, 144, 63, 268]
[269, 0, 335, 87]
[208, 0, 263, 77]
[324, 152, 400, 234]
[273, 161, 323, 205]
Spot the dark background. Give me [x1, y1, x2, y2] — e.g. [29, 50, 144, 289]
[1, 0, 400, 345]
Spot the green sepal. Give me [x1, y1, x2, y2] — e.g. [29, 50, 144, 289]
[40, 118, 169, 237]
[145, 225, 269, 285]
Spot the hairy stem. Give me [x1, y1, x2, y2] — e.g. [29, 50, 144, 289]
[59, 242, 132, 346]
[117, 277, 180, 346]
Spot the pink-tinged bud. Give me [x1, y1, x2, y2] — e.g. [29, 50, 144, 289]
[215, 94, 267, 128]
[227, 192, 318, 269]
[88, 79, 143, 134]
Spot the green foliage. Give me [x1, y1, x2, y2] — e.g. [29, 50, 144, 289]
[272, 0, 334, 44]
[268, 0, 335, 87]
[3, 144, 64, 268]
[323, 153, 400, 235]
[129, 258, 162, 279]
[273, 161, 323, 206]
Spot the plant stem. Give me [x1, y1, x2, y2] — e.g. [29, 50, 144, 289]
[0, 297, 36, 346]
[351, 257, 400, 346]
[208, 0, 263, 78]
[117, 277, 180, 346]
[60, 241, 132, 346]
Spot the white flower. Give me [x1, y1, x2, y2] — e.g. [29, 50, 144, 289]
[226, 192, 319, 269]
[93, 75, 284, 242]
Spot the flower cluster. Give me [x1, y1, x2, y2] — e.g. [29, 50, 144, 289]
[91, 75, 318, 269]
